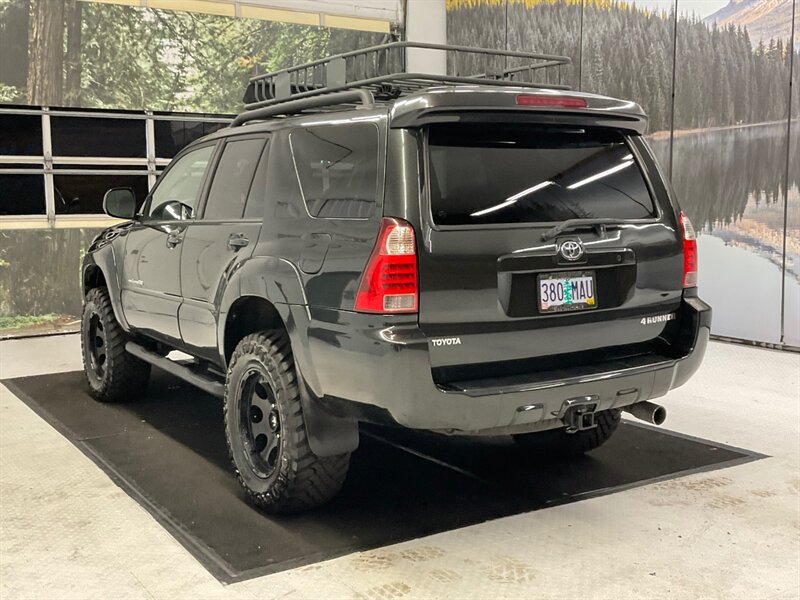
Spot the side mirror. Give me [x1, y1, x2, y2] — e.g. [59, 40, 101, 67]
[150, 199, 193, 221]
[103, 187, 137, 220]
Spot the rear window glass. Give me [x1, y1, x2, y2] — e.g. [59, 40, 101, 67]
[289, 123, 379, 219]
[428, 124, 656, 226]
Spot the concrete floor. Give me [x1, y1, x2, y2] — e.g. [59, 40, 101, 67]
[0, 334, 798, 600]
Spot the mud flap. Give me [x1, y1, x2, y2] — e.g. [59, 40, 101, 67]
[296, 364, 359, 457]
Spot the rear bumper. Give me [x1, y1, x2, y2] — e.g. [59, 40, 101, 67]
[300, 297, 711, 435]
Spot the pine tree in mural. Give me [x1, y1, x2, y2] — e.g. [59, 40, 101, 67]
[447, 0, 799, 133]
[26, 0, 64, 106]
[0, 0, 384, 111]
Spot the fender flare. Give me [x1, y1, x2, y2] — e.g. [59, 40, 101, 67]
[217, 256, 359, 458]
[83, 249, 131, 332]
[216, 255, 310, 373]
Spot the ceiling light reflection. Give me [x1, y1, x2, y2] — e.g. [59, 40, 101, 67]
[567, 160, 633, 190]
[470, 181, 554, 217]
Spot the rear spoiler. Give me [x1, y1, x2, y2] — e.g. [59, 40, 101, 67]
[389, 87, 649, 135]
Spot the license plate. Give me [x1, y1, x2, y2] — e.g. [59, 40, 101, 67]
[538, 271, 597, 313]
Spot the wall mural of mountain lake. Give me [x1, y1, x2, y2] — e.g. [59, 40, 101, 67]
[447, 0, 799, 346]
[661, 122, 799, 345]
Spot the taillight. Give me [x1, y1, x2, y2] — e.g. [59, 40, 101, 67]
[680, 211, 698, 288]
[355, 217, 418, 313]
[516, 94, 588, 108]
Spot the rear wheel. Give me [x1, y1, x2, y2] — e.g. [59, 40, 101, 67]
[81, 287, 150, 402]
[224, 331, 350, 513]
[513, 409, 621, 456]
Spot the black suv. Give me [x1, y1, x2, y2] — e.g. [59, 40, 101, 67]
[81, 44, 711, 513]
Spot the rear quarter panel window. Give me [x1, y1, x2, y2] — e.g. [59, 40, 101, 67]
[289, 123, 379, 219]
[428, 124, 657, 226]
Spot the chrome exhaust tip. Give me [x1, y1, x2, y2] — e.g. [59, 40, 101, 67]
[624, 401, 667, 426]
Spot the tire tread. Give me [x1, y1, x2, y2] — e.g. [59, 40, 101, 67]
[223, 331, 349, 513]
[81, 287, 150, 403]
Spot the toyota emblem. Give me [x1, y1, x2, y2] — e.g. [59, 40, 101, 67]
[559, 240, 584, 261]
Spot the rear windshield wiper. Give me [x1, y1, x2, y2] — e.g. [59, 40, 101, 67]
[541, 218, 629, 242]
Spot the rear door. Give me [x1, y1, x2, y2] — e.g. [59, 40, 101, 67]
[178, 135, 268, 361]
[419, 122, 683, 367]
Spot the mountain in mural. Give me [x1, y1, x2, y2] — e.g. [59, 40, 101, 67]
[704, 0, 797, 45]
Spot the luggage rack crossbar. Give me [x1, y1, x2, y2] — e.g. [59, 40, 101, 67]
[240, 42, 572, 119]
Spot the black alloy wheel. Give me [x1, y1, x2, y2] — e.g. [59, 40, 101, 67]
[238, 369, 282, 479]
[85, 312, 107, 382]
[223, 331, 351, 512]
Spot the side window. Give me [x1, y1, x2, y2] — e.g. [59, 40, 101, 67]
[243, 141, 269, 219]
[147, 145, 214, 221]
[203, 137, 266, 221]
[289, 123, 379, 219]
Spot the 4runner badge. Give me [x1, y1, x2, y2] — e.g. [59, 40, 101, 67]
[431, 337, 462, 347]
[641, 313, 676, 325]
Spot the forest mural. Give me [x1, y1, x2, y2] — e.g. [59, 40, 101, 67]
[0, 0, 384, 335]
[0, 0, 384, 112]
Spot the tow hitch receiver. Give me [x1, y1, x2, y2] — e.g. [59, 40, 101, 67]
[559, 395, 599, 434]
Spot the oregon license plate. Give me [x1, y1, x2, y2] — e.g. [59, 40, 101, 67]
[538, 271, 597, 313]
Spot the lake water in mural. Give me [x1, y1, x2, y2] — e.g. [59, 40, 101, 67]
[653, 121, 800, 345]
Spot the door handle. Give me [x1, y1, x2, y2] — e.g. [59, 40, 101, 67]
[166, 231, 183, 248]
[228, 233, 249, 250]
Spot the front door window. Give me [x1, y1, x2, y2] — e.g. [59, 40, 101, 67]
[147, 145, 214, 221]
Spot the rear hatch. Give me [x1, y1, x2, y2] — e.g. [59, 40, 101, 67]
[418, 121, 686, 378]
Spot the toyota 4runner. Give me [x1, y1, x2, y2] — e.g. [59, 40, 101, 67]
[81, 43, 711, 513]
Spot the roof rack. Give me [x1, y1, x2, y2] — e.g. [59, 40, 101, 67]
[238, 42, 571, 121]
[231, 89, 374, 127]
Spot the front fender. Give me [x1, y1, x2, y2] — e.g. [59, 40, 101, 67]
[83, 231, 130, 332]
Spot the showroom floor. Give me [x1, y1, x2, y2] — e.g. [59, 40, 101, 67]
[1, 334, 798, 600]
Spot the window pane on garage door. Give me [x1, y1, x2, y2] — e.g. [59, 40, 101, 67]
[0, 115, 43, 156]
[53, 174, 149, 215]
[51, 116, 146, 158]
[0, 174, 46, 215]
[154, 120, 229, 158]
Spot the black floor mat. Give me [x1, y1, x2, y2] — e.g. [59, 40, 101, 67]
[3, 370, 762, 583]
